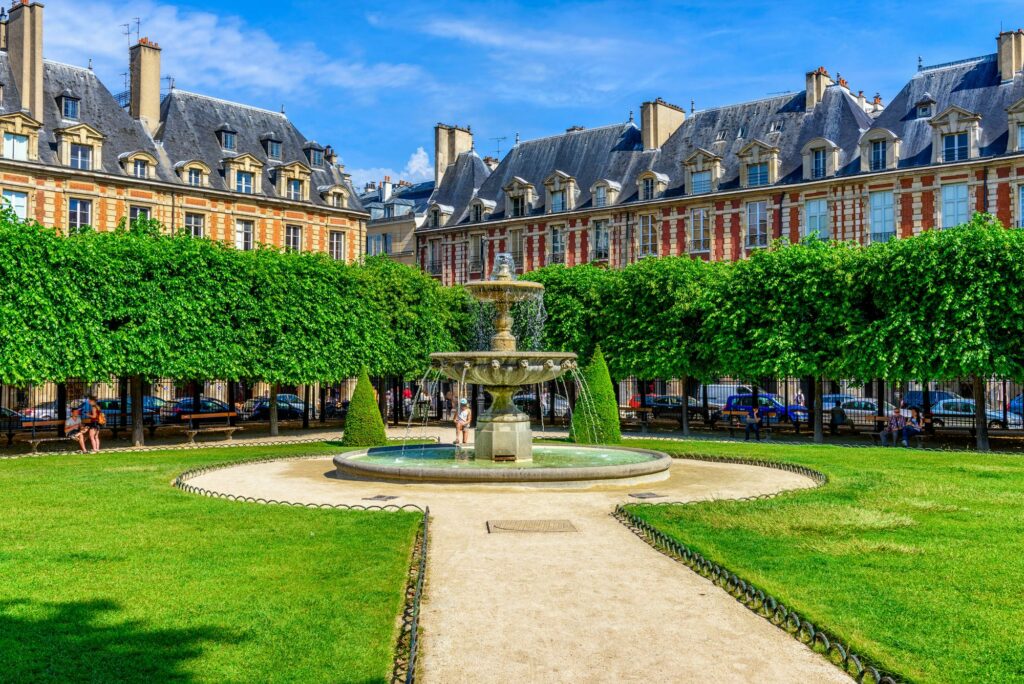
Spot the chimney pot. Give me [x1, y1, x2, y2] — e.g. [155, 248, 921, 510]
[640, 98, 685, 150]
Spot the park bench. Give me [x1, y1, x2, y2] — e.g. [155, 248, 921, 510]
[21, 419, 73, 453]
[619, 406, 654, 433]
[719, 409, 776, 439]
[181, 412, 241, 444]
[869, 416, 932, 448]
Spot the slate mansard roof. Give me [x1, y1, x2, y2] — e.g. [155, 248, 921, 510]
[360, 179, 435, 221]
[426, 53, 1023, 231]
[0, 54, 361, 212]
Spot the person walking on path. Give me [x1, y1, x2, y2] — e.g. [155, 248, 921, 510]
[880, 407, 907, 447]
[794, 389, 805, 406]
[84, 394, 102, 453]
[902, 407, 924, 447]
[744, 406, 761, 442]
[64, 407, 87, 453]
[829, 400, 848, 435]
[454, 398, 471, 445]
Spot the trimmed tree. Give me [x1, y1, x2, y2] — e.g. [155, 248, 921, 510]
[569, 346, 621, 444]
[341, 368, 387, 447]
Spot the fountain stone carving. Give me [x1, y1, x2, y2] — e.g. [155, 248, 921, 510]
[430, 253, 576, 461]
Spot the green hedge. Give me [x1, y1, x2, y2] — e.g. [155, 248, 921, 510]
[569, 347, 621, 445]
[341, 369, 387, 447]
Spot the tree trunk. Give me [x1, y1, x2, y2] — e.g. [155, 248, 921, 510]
[813, 376, 824, 444]
[131, 374, 144, 446]
[269, 383, 279, 437]
[680, 374, 690, 437]
[974, 375, 990, 452]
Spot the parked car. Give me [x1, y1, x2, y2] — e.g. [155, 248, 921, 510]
[165, 397, 231, 423]
[901, 390, 962, 411]
[1, 406, 22, 429]
[95, 399, 162, 426]
[20, 400, 65, 421]
[635, 394, 710, 422]
[1009, 393, 1024, 415]
[247, 397, 306, 421]
[513, 391, 570, 418]
[820, 393, 856, 408]
[697, 384, 754, 412]
[834, 398, 896, 429]
[323, 399, 349, 419]
[722, 393, 809, 424]
[929, 399, 1022, 429]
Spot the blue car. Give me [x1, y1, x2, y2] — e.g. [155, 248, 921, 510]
[723, 393, 810, 424]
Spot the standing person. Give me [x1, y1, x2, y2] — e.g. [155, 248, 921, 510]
[744, 406, 761, 442]
[454, 398, 471, 445]
[829, 400, 848, 435]
[794, 388, 806, 407]
[64, 407, 87, 453]
[902, 407, 924, 447]
[85, 394, 102, 453]
[402, 386, 413, 419]
[444, 389, 453, 420]
[880, 407, 906, 447]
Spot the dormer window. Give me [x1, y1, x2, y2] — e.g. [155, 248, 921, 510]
[683, 149, 722, 196]
[543, 171, 576, 214]
[504, 177, 535, 219]
[642, 177, 655, 200]
[320, 184, 348, 209]
[511, 196, 525, 217]
[70, 144, 92, 170]
[287, 178, 303, 200]
[691, 170, 711, 194]
[859, 128, 901, 173]
[429, 209, 439, 227]
[176, 160, 211, 188]
[748, 162, 768, 187]
[304, 142, 325, 167]
[133, 159, 148, 179]
[551, 189, 565, 212]
[61, 92, 80, 120]
[715, 131, 726, 142]
[236, 171, 254, 194]
[0, 113, 41, 163]
[918, 104, 932, 118]
[738, 140, 781, 188]
[590, 179, 621, 208]
[594, 185, 607, 208]
[262, 135, 282, 160]
[188, 168, 202, 186]
[769, 121, 783, 134]
[870, 140, 886, 171]
[120, 151, 157, 180]
[274, 161, 311, 201]
[636, 171, 668, 201]
[222, 132, 235, 150]
[812, 149, 826, 179]
[736, 126, 745, 140]
[943, 132, 968, 162]
[472, 204, 482, 222]
[58, 123, 105, 172]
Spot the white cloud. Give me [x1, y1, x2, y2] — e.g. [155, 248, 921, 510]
[347, 147, 434, 190]
[44, 1, 424, 101]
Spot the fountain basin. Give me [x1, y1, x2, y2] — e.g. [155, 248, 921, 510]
[430, 351, 577, 386]
[333, 444, 672, 485]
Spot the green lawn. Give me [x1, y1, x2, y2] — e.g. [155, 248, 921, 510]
[625, 439, 1024, 683]
[0, 443, 420, 683]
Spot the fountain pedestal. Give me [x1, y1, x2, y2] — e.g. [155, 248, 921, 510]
[474, 386, 532, 461]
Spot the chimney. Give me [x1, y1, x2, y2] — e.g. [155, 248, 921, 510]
[997, 29, 1024, 82]
[381, 175, 392, 201]
[805, 66, 833, 111]
[482, 155, 499, 171]
[324, 144, 337, 165]
[7, 1, 44, 121]
[856, 90, 867, 111]
[434, 123, 473, 184]
[639, 98, 685, 150]
[129, 37, 162, 135]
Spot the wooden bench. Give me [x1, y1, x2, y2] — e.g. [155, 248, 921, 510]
[21, 419, 73, 453]
[869, 416, 932, 447]
[719, 410, 776, 439]
[181, 412, 241, 444]
[619, 406, 654, 433]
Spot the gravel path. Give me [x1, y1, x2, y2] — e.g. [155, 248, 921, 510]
[189, 457, 848, 683]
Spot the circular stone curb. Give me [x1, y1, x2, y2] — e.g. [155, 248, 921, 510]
[333, 443, 673, 484]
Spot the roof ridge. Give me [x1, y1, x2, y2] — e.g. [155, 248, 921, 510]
[170, 89, 288, 118]
[43, 59, 95, 74]
[692, 91, 798, 116]
[515, 121, 630, 147]
[918, 53, 996, 73]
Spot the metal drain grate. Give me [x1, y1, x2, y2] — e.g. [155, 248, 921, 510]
[486, 519, 577, 534]
[362, 494, 399, 501]
[628, 492, 665, 500]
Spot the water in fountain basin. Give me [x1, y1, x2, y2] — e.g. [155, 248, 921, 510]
[354, 444, 656, 469]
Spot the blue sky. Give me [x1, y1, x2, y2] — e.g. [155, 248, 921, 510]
[46, 0, 1024, 188]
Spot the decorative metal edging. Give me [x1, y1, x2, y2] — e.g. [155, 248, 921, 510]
[614, 454, 899, 684]
[392, 507, 429, 683]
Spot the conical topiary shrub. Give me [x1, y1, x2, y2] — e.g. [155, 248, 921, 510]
[341, 369, 387, 447]
[569, 346, 622, 444]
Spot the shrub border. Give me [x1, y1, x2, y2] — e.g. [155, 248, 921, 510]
[614, 453, 901, 684]
[172, 454, 428, 682]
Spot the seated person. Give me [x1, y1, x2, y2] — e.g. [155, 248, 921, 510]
[902, 407, 924, 447]
[64, 407, 87, 453]
[880, 407, 907, 446]
[829, 401, 848, 435]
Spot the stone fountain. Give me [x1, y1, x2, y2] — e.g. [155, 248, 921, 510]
[429, 254, 576, 461]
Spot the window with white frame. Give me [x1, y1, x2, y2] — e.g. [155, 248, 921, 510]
[869, 190, 895, 242]
[746, 201, 768, 248]
[184, 212, 204, 238]
[70, 144, 92, 170]
[592, 220, 610, 260]
[691, 170, 711, 194]
[638, 214, 658, 257]
[551, 189, 565, 212]
[941, 183, 969, 228]
[472, 204, 482, 222]
[68, 198, 91, 230]
[286, 225, 303, 251]
[3, 133, 28, 161]
[221, 130, 236, 151]
[310, 148, 324, 166]
[266, 140, 282, 160]
[510, 195, 525, 218]
[62, 97, 80, 120]
[594, 185, 607, 208]
[642, 177, 655, 201]
[747, 162, 769, 187]
[187, 168, 203, 187]
[2, 189, 27, 220]
[943, 133, 968, 162]
[804, 198, 829, 239]
[509, 229, 523, 261]
[690, 208, 710, 252]
[287, 178, 303, 201]
[133, 158, 148, 179]
[236, 171, 254, 194]
[367, 233, 392, 256]
[329, 230, 346, 260]
[235, 219, 254, 250]
[812, 149, 827, 179]
[129, 206, 150, 226]
[550, 227, 565, 262]
[870, 140, 887, 171]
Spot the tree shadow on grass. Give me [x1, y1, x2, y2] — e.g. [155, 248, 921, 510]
[0, 598, 243, 682]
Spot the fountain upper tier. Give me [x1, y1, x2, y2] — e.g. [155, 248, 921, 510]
[431, 351, 577, 386]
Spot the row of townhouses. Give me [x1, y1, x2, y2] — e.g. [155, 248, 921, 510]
[391, 28, 1024, 284]
[0, 1, 366, 259]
